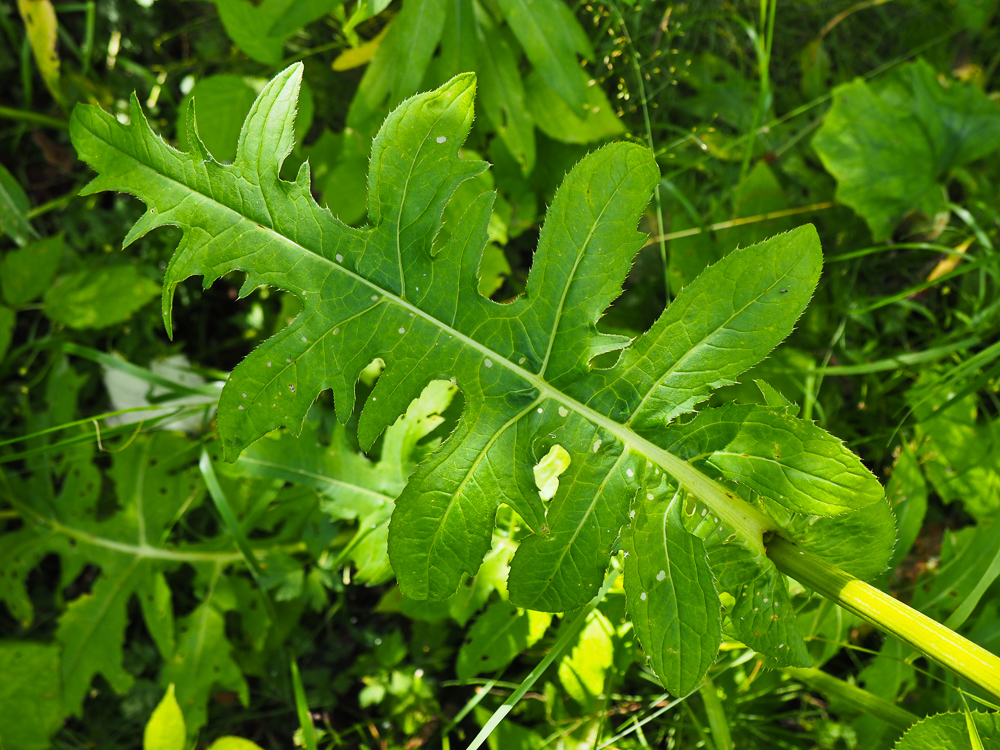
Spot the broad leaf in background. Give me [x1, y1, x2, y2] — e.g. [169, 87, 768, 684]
[0, 641, 63, 750]
[495, 0, 592, 113]
[0, 431, 289, 737]
[215, 0, 295, 65]
[1, 233, 64, 307]
[267, 0, 347, 38]
[337, 0, 606, 173]
[525, 69, 624, 145]
[456, 600, 552, 681]
[813, 59, 1000, 241]
[160, 597, 249, 737]
[43, 265, 160, 329]
[70, 65, 889, 694]
[232, 379, 457, 584]
[558, 610, 614, 706]
[177, 76, 263, 162]
[103, 353, 221, 432]
[911, 394, 1000, 522]
[0, 436, 200, 715]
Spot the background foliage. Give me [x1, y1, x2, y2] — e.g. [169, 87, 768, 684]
[1, 0, 1000, 748]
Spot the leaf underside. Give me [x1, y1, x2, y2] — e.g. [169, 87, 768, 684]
[70, 64, 891, 694]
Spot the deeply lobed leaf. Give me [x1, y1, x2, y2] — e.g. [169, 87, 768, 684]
[70, 65, 893, 695]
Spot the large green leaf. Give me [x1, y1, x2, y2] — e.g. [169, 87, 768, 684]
[813, 59, 1000, 241]
[70, 65, 886, 690]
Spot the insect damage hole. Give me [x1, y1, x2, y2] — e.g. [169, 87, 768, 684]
[533, 444, 570, 501]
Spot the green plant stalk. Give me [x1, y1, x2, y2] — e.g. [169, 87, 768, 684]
[699, 680, 733, 750]
[784, 667, 918, 732]
[0, 105, 68, 129]
[768, 536, 1000, 702]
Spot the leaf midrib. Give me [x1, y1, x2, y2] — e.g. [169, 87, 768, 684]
[83, 116, 777, 551]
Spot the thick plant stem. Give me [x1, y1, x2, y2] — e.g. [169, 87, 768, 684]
[783, 667, 918, 732]
[767, 535, 1000, 702]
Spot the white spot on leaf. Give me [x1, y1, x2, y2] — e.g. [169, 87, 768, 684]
[436, 135, 447, 143]
[558, 406, 568, 417]
[656, 570, 666, 581]
[336, 254, 343, 263]
[592, 439, 602, 453]
[484, 359, 493, 368]
[640, 592, 647, 601]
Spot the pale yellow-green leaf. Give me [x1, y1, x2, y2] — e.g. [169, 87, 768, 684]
[143, 684, 186, 750]
[18, 0, 62, 105]
[206, 738, 267, 750]
[558, 610, 613, 705]
[333, 21, 391, 71]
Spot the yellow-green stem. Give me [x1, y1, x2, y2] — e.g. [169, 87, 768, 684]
[768, 535, 1000, 703]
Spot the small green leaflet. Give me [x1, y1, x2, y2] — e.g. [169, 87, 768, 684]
[70, 64, 892, 696]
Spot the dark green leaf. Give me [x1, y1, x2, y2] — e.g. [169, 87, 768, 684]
[813, 59, 1000, 240]
[1, 234, 64, 307]
[456, 600, 551, 681]
[494, 0, 589, 112]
